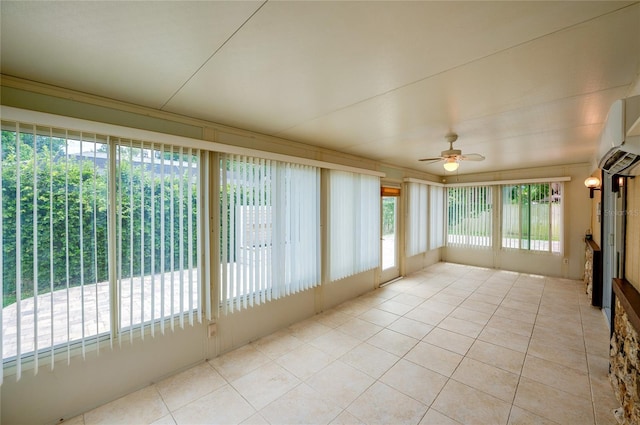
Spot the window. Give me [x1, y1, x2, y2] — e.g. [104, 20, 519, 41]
[329, 170, 380, 281]
[1, 124, 109, 378]
[406, 182, 428, 256]
[218, 154, 320, 313]
[1, 121, 207, 379]
[447, 186, 493, 248]
[501, 183, 562, 253]
[114, 141, 202, 336]
[429, 185, 445, 249]
[406, 182, 444, 253]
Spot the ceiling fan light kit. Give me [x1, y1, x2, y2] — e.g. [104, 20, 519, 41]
[443, 158, 459, 172]
[419, 132, 485, 173]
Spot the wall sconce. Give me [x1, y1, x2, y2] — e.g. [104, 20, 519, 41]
[611, 174, 628, 194]
[584, 176, 601, 198]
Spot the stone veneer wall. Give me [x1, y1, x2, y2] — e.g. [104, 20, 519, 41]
[585, 246, 594, 301]
[610, 297, 640, 424]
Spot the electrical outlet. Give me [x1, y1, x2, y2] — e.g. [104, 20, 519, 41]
[563, 258, 569, 264]
[208, 322, 217, 338]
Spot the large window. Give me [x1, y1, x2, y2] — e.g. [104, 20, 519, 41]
[501, 183, 562, 253]
[406, 182, 428, 257]
[114, 141, 202, 336]
[218, 154, 320, 313]
[429, 185, 445, 249]
[1, 125, 110, 376]
[329, 171, 380, 281]
[447, 186, 493, 248]
[405, 181, 444, 254]
[1, 121, 206, 378]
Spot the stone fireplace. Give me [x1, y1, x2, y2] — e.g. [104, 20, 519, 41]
[610, 278, 640, 424]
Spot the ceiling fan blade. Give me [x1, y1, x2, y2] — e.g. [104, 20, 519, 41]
[460, 153, 485, 161]
[418, 156, 444, 162]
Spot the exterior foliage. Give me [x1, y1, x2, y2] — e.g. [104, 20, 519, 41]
[1, 130, 197, 307]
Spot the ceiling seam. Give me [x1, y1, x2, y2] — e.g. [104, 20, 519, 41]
[272, 2, 639, 138]
[159, 0, 269, 111]
[432, 84, 634, 130]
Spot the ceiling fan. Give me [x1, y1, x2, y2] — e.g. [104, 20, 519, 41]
[419, 133, 485, 172]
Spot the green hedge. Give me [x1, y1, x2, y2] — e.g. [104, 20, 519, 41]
[1, 131, 197, 307]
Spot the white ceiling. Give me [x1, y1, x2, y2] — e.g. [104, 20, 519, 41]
[2, 1, 639, 176]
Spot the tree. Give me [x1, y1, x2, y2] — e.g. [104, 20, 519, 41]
[382, 197, 395, 235]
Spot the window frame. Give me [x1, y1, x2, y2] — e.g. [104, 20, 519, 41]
[500, 182, 564, 254]
[0, 105, 387, 382]
[446, 185, 494, 249]
[328, 170, 381, 282]
[406, 181, 428, 257]
[1, 122, 209, 375]
[217, 153, 321, 314]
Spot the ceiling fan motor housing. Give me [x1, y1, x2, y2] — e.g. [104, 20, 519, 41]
[442, 148, 462, 157]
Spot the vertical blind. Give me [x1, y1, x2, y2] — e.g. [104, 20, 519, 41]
[501, 183, 562, 253]
[406, 182, 428, 256]
[1, 121, 209, 381]
[219, 154, 320, 314]
[1, 123, 110, 379]
[1, 126, 3, 386]
[447, 186, 493, 248]
[429, 185, 445, 249]
[329, 170, 380, 281]
[114, 141, 205, 340]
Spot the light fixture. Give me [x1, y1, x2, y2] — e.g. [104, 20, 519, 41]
[584, 176, 601, 198]
[443, 158, 459, 172]
[612, 174, 626, 193]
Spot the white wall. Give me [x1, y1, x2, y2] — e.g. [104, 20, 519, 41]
[3, 325, 206, 424]
[405, 250, 442, 276]
[211, 270, 378, 358]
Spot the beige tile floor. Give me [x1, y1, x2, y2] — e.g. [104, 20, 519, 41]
[66, 262, 620, 425]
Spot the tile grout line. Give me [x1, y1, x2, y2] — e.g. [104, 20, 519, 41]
[339, 270, 469, 425]
[72, 265, 612, 425]
[447, 271, 519, 425]
[391, 271, 472, 425]
[503, 275, 548, 425]
[580, 293, 607, 425]
[394, 269, 513, 425]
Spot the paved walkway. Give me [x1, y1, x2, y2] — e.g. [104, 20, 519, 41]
[3, 271, 199, 359]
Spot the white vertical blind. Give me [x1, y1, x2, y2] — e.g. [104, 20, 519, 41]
[1, 123, 110, 379]
[447, 186, 493, 248]
[114, 141, 205, 337]
[200, 154, 212, 321]
[0, 125, 4, 386]
[219, 154, 320, 314]
[429, 185, 445, 249]
[406, 182, 428, 256]
[15, 124, 23, 380]
[32, 125, 40, 371]
[552, 183, 563, 254]
[329, 170, 380, 281]
[2, 122, 211, 383]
